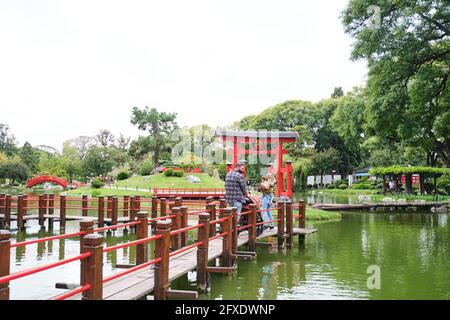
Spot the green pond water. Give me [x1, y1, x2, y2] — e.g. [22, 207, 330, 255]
[3, 192, 450, 300]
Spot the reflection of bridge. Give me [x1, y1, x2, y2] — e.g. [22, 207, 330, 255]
[26, 176, 68, 189]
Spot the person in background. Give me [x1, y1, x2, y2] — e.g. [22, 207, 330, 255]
[260, 172, 276, 230]
[225, 161, 249, 214]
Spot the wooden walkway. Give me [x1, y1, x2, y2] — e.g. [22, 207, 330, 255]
[312, 201, 449, 211]
[64, 227, 317, 300]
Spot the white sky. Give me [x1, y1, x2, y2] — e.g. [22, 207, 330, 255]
[0, 0, 367, 150]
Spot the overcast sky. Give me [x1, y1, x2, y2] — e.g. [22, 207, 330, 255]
[0, 0, 367, 150]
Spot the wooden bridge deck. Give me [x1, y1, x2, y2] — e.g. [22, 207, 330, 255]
[312, 201, 449, 211]
[64, 227, 317, 300]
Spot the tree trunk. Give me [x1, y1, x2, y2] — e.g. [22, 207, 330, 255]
[382, 175, 386, 195]
[405, 174, 413, 195]
[419, 174, 425, 195]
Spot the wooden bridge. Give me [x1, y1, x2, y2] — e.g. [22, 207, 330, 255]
[312, 200, 449, 212]
[0, 197, 315, 300]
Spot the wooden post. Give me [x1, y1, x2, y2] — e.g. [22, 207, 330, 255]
[206, 196, 213, 205]
[136, 211, 149, 265]
[277, 201, 285, 249]
[107, 196, 113, 219]
[219, 198, 227, 209]
[81, 234, 103, 300]
[248, 204, 257, 253]
[206, 203, 217, 238]
[197, 213, 210, 292]
[48, 194, 54, 216]
[298, 200, 306, 243]
[59, 195, 67, 230]
[111, 197, 118, 226]
[43, 194, 49, 216]
[129, 196, 136, 222]
[0, 230, 11, 300]
[170, 207, 181, 250]
[285, 201, 293, 249]
[180, 206, 189, 247]
[151, 196, 158, 219]
[97, 196, 105, 228]
[231, 207, 238, 264]
[82, 194, 88, 217]
[135, 196, 141, 213]
[38, 195, 45, 227]
[4, 196, 11, 225]
[154, 220, 172, 300]
[175, 197, 183, 208]
[123, 196, 129, 218]
[0, 194, 4, 217]
[160, 198, 167, 217]
[17, 195, 25, 230]
[79, 220, 95, 287]
[80, 220, 95, 253]
[220, 208, 233, 267]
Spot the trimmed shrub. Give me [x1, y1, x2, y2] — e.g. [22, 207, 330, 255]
[173, 170, 184, 177]
[91, 178, 104, 189]
[339, 184, 348, 189]
[326, 184, 336, 189]
[352, 182, 371, 189]
[139, 161, 153, 176]
[117, 171, 129, 180]
[164, 169, 174, 177]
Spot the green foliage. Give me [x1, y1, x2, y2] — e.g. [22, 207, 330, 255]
[139, 161, 154, 176]
[130, 107, 177, 164]
[0, 158, 29, 184]
[338, 184, 348, 190]
[437, 173, 450, 194]
[82, 146, 116, 177]
[173, 170, 184, 177]
[91, 189, 101, 197]
[164, 169, 174, 177]
[309, 148, 342, 177]
[19, 142, 40, 174]
[370, 166, 450, 177]
[90, 178, 104, 189]
[351, 182, 371, 190]
[342, 0, 450, 167]
[117, 171, 129, 180]
[0, 124, 18, 156]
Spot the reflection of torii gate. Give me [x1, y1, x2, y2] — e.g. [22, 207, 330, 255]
[215, 130, 299, 198]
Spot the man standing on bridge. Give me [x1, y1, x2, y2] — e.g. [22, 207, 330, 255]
[225, 161, 249, 214]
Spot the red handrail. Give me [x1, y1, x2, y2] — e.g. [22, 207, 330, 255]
[52, 285, 91, 300]
[0, 252, 91, 284]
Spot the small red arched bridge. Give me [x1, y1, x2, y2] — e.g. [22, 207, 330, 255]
[26, 176, 68, 189]
[0, 195, 316, 300]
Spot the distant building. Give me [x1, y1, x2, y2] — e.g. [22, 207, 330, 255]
[348, 166, 372, 186]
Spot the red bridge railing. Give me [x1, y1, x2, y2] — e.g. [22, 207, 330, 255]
[0, 197, 307, 300]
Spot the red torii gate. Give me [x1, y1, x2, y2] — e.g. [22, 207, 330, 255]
[215, 130, 299, 198]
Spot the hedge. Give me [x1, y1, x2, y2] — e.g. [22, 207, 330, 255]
[369, 166, 450, 176]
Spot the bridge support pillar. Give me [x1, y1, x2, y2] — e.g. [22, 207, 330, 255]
[81, 234, 103, 300]
[0, 230, 11, 300]
[197, 213, 210, 293]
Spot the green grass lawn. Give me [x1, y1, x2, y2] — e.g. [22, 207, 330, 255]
[113, 173, 225, 189]
[305, 207, 342, 221]
[312, 188, 378, 195]
[65, 187, 152, 197]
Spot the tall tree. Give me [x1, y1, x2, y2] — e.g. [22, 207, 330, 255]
[117, 134, 131, 152]
[96, 130, 115, 147]
[82, 146, 116, 177]
[130, 107, 177, 165]
[0, 124, 17, 156]
[342, 0, 450, 166]
[19, 142, 40, 174]
[331, 87, 344, 98]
